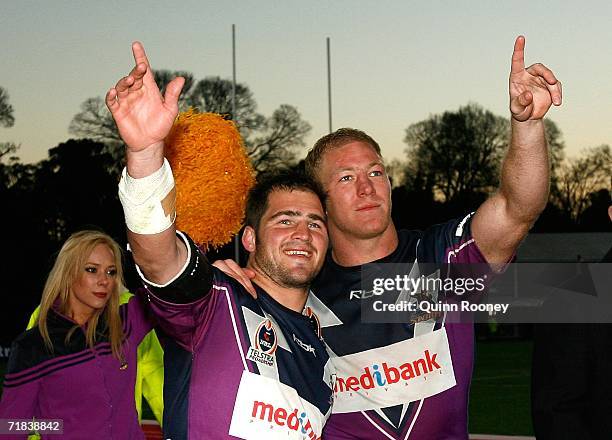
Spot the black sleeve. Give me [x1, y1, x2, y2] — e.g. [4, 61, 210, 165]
[140, 231, 214, 304]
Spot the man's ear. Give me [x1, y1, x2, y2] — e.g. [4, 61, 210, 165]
[242, 226, 256, 252]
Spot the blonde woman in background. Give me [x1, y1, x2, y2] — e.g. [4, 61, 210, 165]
[0, 230, 154, 439]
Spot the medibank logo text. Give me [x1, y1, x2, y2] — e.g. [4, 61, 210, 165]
[334, 350, 442, 394]
[251, 401, 321, 440]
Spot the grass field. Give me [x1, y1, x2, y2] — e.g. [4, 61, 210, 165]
[0, 338, 535, 435]
[469, 339, 534, 435]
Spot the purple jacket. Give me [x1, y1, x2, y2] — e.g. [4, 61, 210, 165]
[0, 296, 152, 439]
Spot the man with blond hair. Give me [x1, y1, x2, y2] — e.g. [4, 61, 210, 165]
[221, 35, 562, 439]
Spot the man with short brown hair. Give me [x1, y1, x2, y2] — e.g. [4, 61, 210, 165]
[107, 42, 335, 439]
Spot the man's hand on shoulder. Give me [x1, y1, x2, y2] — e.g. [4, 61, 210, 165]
[212, 259, 257, 298]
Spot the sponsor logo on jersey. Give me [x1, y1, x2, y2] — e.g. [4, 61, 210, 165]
[302, 306, 322, 338]
[251, 401, 321, 440]
[255, 319, 278, 354]
[247, 319, 277, 367]
[292, 334, 316, 357]
[334, 350, 442, 394]
[330, 328, 456, 414]
[349, 289, 378, 300]
[247, 347, 275, 367]
[230, 371, 327, 440]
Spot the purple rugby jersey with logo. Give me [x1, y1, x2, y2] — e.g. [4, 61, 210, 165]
[0, 296, 152, 440]
[307, 213, 487, 440]
[139, 232, 334, 440]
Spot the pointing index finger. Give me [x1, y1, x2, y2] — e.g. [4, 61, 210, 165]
[510, 35, 526, 74]
[131, 41, 150, 68]
[131, 41, 158, 89]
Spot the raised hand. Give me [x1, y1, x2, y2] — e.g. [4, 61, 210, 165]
[509, 36, 562, 122]
[105, 42, 185, 153]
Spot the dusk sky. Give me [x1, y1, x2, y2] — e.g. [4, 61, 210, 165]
[2, 0, 611, 164]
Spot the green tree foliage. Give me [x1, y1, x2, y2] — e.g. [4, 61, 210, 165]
[0, 139, 127, 345]
[35, 139, 125, 240]
[403, 103, 508, 203]
[0, 86, 20, 168]
[554, 144, 611, 222]
[403, 103, 566, 204]
[544, 119, 565, 178]
[0, 86, 15, 128]
[398, 103, 570, 230]
[578, 189, 611, 231]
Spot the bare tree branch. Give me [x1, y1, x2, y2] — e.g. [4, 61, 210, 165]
[70, 75, 311, 174]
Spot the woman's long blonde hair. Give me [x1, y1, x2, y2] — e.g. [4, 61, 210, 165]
[37, 230, 126, 360]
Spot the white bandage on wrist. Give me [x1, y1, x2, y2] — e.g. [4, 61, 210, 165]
[118, 158, 177, 234]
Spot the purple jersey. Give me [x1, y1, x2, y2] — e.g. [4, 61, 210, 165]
[140, 232, 334, 439]
[308, 214, 487, 439]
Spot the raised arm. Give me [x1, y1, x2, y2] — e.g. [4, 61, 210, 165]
[107, 42, 186, 284]
[472, 36, 562, 265]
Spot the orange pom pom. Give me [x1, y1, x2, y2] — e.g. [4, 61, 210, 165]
[165, 110, 255, 248]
